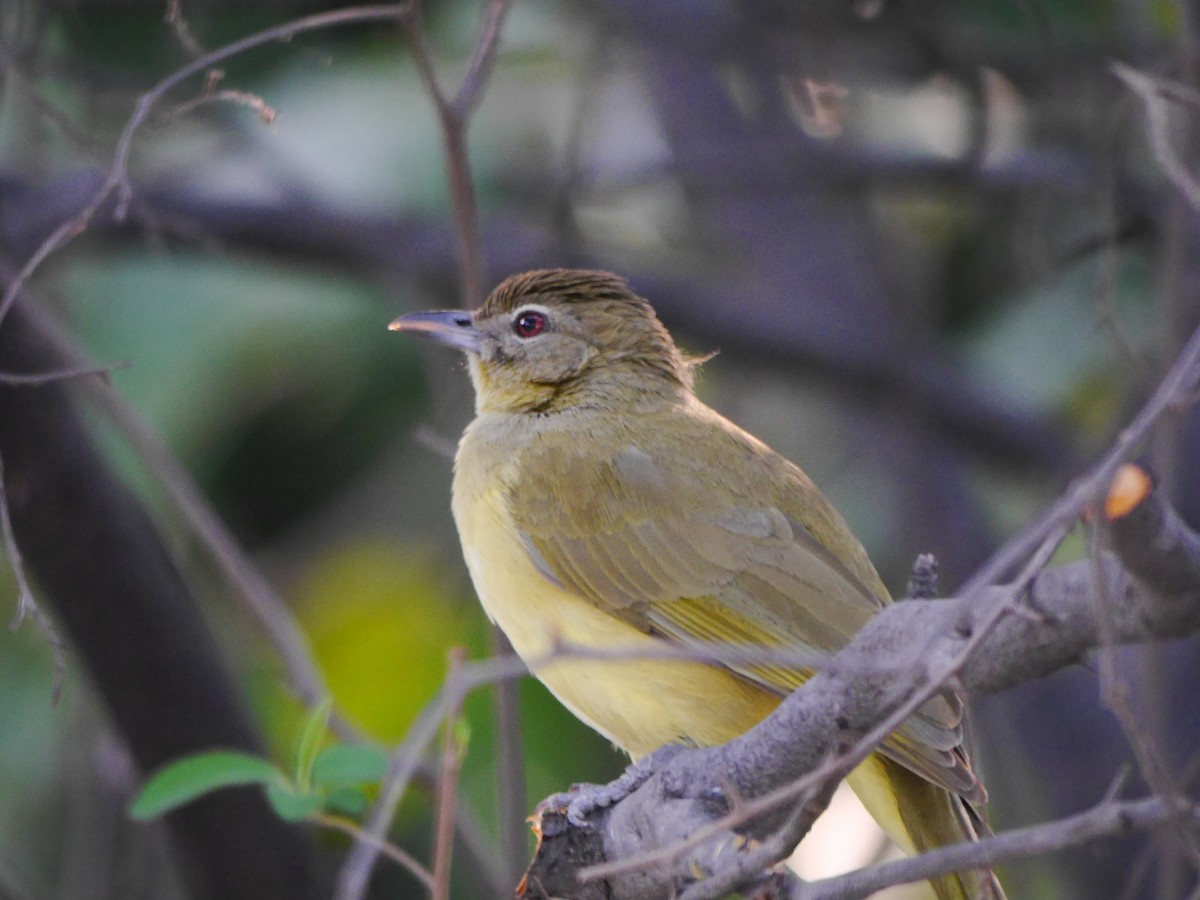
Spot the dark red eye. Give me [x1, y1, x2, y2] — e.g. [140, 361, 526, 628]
[514, 310, 547, 338]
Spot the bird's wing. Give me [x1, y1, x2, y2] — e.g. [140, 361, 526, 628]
[506, 409, 980, 799]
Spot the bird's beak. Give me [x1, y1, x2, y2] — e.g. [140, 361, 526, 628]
[389, 310, 483, 354]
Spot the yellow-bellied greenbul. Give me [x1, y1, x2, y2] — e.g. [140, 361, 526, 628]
[392, 269, 1002, 900]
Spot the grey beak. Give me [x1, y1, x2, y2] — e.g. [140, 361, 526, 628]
[389, 310, 483, 354]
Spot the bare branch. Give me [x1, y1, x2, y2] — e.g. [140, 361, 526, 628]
[0, 450, 66, 702]
[166, 88, 278, 125]
[796, 794, 1199, 900]
[951, 312, 1200, 608]
[0, 360, 128, 386]
[432, 648, 469, 900]
[1090, 517, 1200, 872]
[450, 0, 514, 119]
[335, 698, 448, 899]
[400, 0, 512, 307]
[492, 626, 530, 888]
[1113, 62, 1200, 213]
[406, 13, 521, 880]
[164, 0, 207, 59]
[311, 812, 434, 892]
[18, 303, 350, 736]
[0, 3, 412, 331]
[329, 648, 530, 900]
[577, 521, 1072, 894]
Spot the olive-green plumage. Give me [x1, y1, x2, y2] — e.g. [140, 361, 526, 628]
[392, 269, 1003, 899]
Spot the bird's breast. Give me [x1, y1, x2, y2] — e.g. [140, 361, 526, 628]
[450, 437, 778, 757]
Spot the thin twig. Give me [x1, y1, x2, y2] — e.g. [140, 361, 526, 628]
[431, 648, 468, 900]
[1151, 74, 1200, 113]
[335, 640, 702, 898]
[0, 360, 127, 386]
[333, 648, 598, 900]
[311, 812, 434, 891]
[1089, 525, 1200, 869]
[954, 313, 1200, 608]
[20, 303, 350, 736]
[1097, 59, 1200, 860]
[1113, 62, 1200, 212]
[164, 0, 207, 59]
[796, 793, 1199, 900]
[401, 9, 481, 308]
[450, 0, 513, 119]
[0, 3, 411, 331]
[0, 451, 67, 702]
[413, 424, 458, 461]
[167, 89, 278, 124]
[333, 679, 472, 900]
[644, 523, 1072, 899]
[401, 0, 512, 307]
[393, 3, 520, 892]
[491, 626, 528, 889]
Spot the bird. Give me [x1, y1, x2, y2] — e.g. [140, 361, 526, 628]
[391, 268, 1002, 899]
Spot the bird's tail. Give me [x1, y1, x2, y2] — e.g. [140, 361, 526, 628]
[887, 758, 1005, 900]
[847, 755, 1005, 900]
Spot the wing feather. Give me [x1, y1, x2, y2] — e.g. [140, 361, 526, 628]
[505, 407, 980, 801]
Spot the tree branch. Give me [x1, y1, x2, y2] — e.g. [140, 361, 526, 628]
[1113, 63, 1200, 213]
[401, 0, 512, 307]
[14, 300, 351, 738]
[0, 3, 412, 331]
[795, 793, 1199, 900]
[0, 297, 319, 900]
[519, 472, 1200, 899]
[0, 450, 65, 701]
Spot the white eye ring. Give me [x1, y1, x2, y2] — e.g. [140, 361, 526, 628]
[513, 308, 549, 338]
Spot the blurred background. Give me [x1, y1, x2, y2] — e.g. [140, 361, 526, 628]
[1, 0, 1199, 898]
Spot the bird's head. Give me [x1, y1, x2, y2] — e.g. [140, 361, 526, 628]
[391, 269, 695, 414]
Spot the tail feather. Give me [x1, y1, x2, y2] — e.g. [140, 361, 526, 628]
[887, 759, 1006, 900]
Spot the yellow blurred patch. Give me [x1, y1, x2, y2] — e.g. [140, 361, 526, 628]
[292, 540, 485, 742]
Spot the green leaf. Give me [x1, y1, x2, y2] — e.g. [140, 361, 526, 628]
[324, 786, 370, 817]
[130, 751, 283, 820]
[453, 716, 471, 752]
[296, 697, 334, 791]
[311, 744, 389, 788]
[265, 782, 324, 822]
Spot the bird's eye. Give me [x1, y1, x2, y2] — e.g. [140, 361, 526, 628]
[513, 309, 548, 338]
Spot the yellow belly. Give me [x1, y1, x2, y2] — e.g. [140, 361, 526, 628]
[453, 480, 912, 860]
[456, 483, 778, 756]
